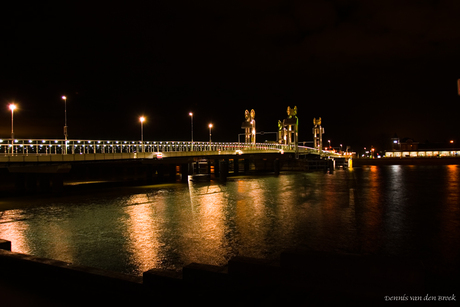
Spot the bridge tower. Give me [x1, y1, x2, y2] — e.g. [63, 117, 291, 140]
[279, 106, 299, 157]
[313, 117, 324, 152]
[241, 109, 256, 144]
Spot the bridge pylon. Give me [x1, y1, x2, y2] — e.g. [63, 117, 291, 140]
[278, 106, 299, 158]
[241, 109, 256, 145]
[313, 117, 324, 153]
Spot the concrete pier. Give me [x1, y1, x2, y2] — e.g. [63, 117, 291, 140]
[1, 238, 439, 306]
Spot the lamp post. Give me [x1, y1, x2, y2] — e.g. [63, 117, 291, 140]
[9, 104, 16, 154]
[189, 112, 194, 151]
[328, 139, 331, 150]
[208, 123, 213, 150]
[140, 116, 145, 153]
[62, 96, 68, 154]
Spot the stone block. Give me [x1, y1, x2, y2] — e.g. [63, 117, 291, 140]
[228, 256, 283, 286]
[182, 263, 229, 289]
[143, 268, 183, 290]
[0, 239, 11, 251]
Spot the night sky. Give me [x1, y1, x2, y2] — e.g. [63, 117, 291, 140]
[1, 1, 460, 153]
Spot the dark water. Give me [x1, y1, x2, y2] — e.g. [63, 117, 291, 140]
[0, 165, 459, 276]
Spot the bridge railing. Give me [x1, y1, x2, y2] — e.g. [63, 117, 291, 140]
[0, 138, 321, 156]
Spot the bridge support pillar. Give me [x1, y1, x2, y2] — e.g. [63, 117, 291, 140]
[188, 163, 194, 175]
[25, 174, 38, 192]
[244, 159, 250, 173]
[214, 159, 220, 177]
[234, 159, 239, 175]
[13, 174, 26, 193]
[39, 174, 52, 192]
[157, 165, 165, 182]
[180, 164, 188, 183]
[219, 160, 228, 182]
[168, 165, 177, 182]
[274, 159, 280, 176]
[327, 159, 335, 174]
[51, 174, 64, 192]
[146, 165, 154, 182]
[207, 160, 212, 175]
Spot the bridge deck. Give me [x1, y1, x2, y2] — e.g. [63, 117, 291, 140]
[0, 139, 342, 163]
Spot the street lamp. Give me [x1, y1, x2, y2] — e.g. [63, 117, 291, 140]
[189, 112, 194, 151]
[62, 96, 68, 154]
[140, 116, 145, 152]
[328, 139, 331, 149]
[209, 123, 213, 150]
[9, 104, 16, 154]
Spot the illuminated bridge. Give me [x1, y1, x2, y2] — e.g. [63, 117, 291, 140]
[0, 138, 342, 162]
[0, 138, 347, 194]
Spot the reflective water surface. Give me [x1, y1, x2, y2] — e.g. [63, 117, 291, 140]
[0, 165, 459, 276]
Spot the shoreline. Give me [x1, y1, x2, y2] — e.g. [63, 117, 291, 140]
[352, 157, 460, 166]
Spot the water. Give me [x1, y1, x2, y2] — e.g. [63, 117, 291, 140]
[0, 165, 459, 276]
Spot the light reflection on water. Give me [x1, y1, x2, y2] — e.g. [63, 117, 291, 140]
[0, 166, 459, 276]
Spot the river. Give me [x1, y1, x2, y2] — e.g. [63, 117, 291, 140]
[0, 165, 459, 277]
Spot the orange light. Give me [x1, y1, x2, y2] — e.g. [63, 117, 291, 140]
[9, 104, 16, 111]
[140, 116, 145, 123]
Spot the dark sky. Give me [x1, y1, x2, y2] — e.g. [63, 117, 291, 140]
[1, 0, 460, 153]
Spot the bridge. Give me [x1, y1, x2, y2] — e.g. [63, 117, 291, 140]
[0, 138, 348, 195]
[0, 138, 342, 162]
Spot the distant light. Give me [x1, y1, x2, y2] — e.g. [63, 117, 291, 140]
[189, 112, 193, 116]
[140, 116, 145, 123]
[209, 123, 213, 128]
[9, 104, 16, 111]
[62, 96, 66, 100]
